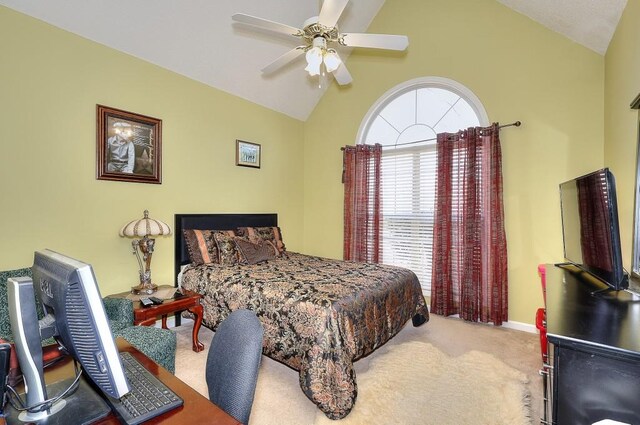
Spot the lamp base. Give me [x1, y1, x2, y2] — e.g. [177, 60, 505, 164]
[131, 283, 158, 295]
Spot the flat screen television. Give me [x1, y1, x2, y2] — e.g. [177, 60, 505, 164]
[559, 168, 628, 291]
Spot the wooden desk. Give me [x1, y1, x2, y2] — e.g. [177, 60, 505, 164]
[4, 339, 240, 425]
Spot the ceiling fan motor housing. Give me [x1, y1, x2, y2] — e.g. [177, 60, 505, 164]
[302, 16, 340, 43]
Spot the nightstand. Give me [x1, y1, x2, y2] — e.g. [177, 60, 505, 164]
[109, 286, 205, 353]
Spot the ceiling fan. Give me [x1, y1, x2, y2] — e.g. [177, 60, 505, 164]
[232, 0, 409, 86]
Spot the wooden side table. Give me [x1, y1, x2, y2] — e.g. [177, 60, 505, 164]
[109, 286, 205, 353]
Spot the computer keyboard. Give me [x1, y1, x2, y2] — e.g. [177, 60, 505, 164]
[105, 352, 184, 425]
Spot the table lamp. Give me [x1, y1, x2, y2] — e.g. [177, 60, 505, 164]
[120, 210, 172, 295]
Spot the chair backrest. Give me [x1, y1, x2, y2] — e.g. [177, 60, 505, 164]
[206, 309, 263, 425]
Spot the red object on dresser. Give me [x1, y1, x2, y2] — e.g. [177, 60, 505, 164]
[535, 264, 548, 362]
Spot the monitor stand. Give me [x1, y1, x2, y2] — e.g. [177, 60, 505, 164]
[5, 376, 111, 425]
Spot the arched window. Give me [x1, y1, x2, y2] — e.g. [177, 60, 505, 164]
[358, 77, 488, 293]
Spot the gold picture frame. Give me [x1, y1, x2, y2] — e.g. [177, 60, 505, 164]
[96, 105, 162, 184]
[236, 140, 261, 169]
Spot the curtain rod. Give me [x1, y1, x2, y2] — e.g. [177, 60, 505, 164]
[341, 121, 522, 151]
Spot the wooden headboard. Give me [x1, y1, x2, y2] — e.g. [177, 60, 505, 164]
[174, 213, 278, 286]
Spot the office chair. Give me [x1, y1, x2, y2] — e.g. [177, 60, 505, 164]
[206, 309, 264, 425]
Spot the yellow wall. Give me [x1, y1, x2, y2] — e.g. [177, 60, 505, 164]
[0, 6, 305, 295]
[604, 1, 640, 272]
[303, 0, 605, 324]
[1, 1, 610, 325]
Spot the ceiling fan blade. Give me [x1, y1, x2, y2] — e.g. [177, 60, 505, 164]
[261, 47, 306, 75]
[341, 33, 409, 51]
[332, 62, 353, 86]
[232, 13, 302, 37]
[318, 0, 349, 28]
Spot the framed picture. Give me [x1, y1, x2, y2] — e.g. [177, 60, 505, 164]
[236, 140, 261, 168]
[96, 105, 162, 184]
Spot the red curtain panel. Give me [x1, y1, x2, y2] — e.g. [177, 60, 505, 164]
[343, 144, 382, 263]
[430, 124, 508, 324]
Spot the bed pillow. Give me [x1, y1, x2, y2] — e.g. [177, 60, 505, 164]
[234, 238, 277, 265]
[236, 226, 286, 255]
[213, 230, 241, 265]
[183, 229, 219, 265]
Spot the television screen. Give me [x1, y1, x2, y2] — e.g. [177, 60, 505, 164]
[559, 168, 628, 290]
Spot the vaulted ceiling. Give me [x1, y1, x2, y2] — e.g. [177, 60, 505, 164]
[0, 0, 627, 121]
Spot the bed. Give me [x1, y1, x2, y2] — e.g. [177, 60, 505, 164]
[174, 213, 429, 419]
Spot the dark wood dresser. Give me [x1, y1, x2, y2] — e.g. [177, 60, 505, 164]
[543, 264, 640, 424]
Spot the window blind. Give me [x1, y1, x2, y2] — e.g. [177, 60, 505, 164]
[380, 144, 437, 293]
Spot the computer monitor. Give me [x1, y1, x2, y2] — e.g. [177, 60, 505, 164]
[6, 249, 130, 424]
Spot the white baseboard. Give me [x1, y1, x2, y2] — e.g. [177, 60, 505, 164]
[424, 295, 536, 333]
[440, 313, 536, 333]
[502, 320, 536, 333]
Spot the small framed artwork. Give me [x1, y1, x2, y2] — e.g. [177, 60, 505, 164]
[96, 105, 162, 184]
[236, 140, 261, 168]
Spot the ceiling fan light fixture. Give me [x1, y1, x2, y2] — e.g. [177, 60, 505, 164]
[305, 46, 323, 64]
[304, 62, 321, 76]
[323, 49, 341, 73]
[305, 45, 323, 76]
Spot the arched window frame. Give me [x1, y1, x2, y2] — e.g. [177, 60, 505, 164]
[357, 77, 489, 294]
[357, 76, 489, 145]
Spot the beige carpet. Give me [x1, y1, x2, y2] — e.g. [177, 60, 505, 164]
[314, 341, 530, 425]
[173, 315, 538, 425]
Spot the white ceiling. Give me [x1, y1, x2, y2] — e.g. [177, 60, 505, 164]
[496, 0, 627, 56]
[0, 0, 627, 121]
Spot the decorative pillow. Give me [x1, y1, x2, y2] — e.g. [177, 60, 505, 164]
[234, 238, 277, 265]
[183, 229, 219, 265]
[236, 226, 286, 255]
[213, 230, 241, 265]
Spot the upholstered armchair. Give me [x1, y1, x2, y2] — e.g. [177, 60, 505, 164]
[0, 267, 176, 374]
[103, 297, 176, 373]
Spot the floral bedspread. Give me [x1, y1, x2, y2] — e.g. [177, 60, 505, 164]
[181, 252, 429, 419]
